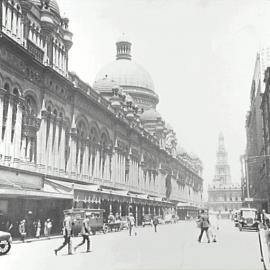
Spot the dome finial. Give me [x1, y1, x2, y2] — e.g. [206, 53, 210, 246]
[116, 33, 132, 60]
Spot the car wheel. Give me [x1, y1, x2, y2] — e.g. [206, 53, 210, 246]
[0, 241, 11, 255]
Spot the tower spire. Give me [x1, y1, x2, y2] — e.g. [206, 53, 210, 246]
[213, 133, 231, 185]
[116, 33, 132, 60]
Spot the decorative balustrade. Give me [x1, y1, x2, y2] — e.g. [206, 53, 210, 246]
[26, 40, 44, 63]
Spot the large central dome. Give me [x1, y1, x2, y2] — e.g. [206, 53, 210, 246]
[94, 35, 159, 109]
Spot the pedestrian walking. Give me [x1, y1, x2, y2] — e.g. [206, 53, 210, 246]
[44, 219, 48, 237]
[209, 212, 219, 242]
[153, 216, 159, 232]
[19, 219, 26, 242]
[35, 220, 41, 238]
[74, 213, 91, 253]
[197, 210, 210, 243]
[47, 219, 52, 238]
[127, 213, 137, 236]
[54, 213, 73, 256]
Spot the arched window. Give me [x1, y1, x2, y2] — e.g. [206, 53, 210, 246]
[23, 95, 38, 162]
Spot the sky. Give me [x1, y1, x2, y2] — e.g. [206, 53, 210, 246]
[57, 0, 270, 188]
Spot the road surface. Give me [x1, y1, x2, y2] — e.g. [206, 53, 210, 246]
[2, 220, 264, 270]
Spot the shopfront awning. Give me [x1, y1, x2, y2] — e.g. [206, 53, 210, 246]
[0, 185, 73, 200]
[45, 178, 101, 192]
[0, 177, 73, 200]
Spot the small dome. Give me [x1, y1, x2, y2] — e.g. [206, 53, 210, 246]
[140, 108, 161, 122]
[93, 76, 119, 93]
[30, 0, 60, 15]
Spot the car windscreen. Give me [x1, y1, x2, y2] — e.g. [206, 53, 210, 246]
[241, 210, 256, 219]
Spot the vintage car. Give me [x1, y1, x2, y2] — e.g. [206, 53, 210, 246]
[64, 208, 108, 235]
[142, 214, 152, 227]
[0, 231, 12, 255]
[238, 208, 259, 231]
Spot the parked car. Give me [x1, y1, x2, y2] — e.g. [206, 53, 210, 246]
[238, 208, 259, 231]
[0, 231, 12, 255]
[142, 214, 152, 227]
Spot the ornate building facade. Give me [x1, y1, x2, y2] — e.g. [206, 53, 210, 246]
[0, 0, 203, 235]
[245, 52, 268, 210]
[208, 134, 242, 214]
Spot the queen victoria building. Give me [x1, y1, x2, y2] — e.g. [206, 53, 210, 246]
[0, 0, 204, 234]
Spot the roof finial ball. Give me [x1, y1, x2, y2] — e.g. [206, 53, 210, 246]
[116, 33, 132, 60]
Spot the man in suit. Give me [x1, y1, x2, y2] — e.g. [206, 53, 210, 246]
[54, 213, 73, 255]
[74, 213, 91, 253]
[198, 209, 210, 243]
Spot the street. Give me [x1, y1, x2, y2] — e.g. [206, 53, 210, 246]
[1, 220, 264, 270]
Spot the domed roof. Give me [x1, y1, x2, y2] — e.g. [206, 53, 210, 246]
[93, 76, 119, 93]
[95, 60, 155, 91]
[30, 0, 60, 15]
[94, 37, 158, 109]
[140, 108, 161, 122]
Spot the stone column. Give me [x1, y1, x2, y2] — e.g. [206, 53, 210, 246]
[13, 99, 23, 164]
[12, 9, 17, 36]
[6, 3, 12, 32]
[109, 203, 112, 213]
[0, 90, 5, 158]
[69, 132, 77, 177]
[2, 1, 6, 30]
[46, 115, 53, 173]
[36, 109, 47, 167]
[83, 140, 89, 178]
[119, 203, 122, 216]
[53, 117, 60, 173]
[135, 205, 138, 226]
[4, 95, 13, 162]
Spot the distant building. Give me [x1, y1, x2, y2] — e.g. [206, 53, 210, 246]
[245, 53, 267, 210]
[208, 134, 242, 215]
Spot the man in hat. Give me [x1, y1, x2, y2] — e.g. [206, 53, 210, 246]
[74, 213, 91, 253]
[19, 219, 26, 242]
[54, 213, 73, 255]
[127, 213, 137, 236]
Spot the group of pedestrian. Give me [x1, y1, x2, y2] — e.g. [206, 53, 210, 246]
[17, 218, 53, 241]
[197, 209, 219, 243]
[54, 212, 91, 256]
